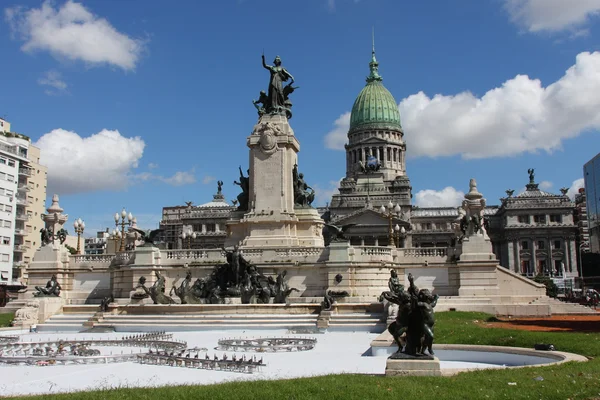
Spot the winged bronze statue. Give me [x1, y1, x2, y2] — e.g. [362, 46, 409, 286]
[323, 223, 356, 245]
[130, 227, 164, 248]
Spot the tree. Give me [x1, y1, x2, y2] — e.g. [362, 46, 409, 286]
[533, 274, 559, 298]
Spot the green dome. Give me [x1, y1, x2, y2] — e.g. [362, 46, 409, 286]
[349, 51, 402, 132]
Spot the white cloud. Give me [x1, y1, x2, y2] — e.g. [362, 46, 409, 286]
[147, 162, 158, 169]
[313, 178, 343, 206]
[326, 0, 360, 11]
[505, 0, 600, 33]
[133, 170, 196, 187]
[325, 52, 600, 160]
[202, 175, 216, 185]
[414, 187, 465, 208]
[38, 70, 67, 95]
[35, 128, 145, 195]
[161, 171, 196, 186]
[567, 178, 585, 200]
[539, 180, 553, 190]
[5, 0, 145, 71]
[324, 112, 350, 150]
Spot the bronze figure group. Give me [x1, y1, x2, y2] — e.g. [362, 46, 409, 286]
[381, 271, 439, 358]
[132, 249, 297, 305]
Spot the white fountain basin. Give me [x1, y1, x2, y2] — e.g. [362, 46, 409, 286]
[370, 343, 588, 374]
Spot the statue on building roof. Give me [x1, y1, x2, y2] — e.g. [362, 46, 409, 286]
[217, 180, 224, 195]
[505, 189, 514, 198]
[259, 53, 297, 119]
[560, 187, 569, 196]
[528, 168, 535, 184]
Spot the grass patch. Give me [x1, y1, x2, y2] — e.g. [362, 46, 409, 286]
[0, 312, 13, 327]
[5, 312, 600, 400]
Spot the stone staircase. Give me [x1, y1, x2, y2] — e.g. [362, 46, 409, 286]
[327, 312, 386, 333]
[529, 297, 598, 315]
[91, 313, 319, 332]
[36, 313, 97, 332]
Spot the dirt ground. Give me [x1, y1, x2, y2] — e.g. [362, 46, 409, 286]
[481, 313, 600, 332]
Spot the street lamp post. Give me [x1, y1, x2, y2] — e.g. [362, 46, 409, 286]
[73, 218, 85, 254]
[111, 229, 122, 253]
[380, 201, 401, 247]
[393, 224, 407, 248]
[181, 230, 197, 249]
[114, 209, 133, 252]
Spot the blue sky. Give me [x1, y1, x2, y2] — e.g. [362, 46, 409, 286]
[2, 0, 600, 236]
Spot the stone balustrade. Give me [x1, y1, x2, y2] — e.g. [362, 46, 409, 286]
[402, 247, 448, 258]
[68, 245, 450, 269]
[72, 254, 115, 264]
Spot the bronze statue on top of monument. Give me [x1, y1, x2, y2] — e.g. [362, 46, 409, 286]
[253, 53, 299, 119]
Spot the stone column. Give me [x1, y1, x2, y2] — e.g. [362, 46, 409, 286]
[547, 237, 553, 276]
[514, 240, 521, 273]
[507, 239, 515, 271]
[569, 238, 577, 275]
[531, 240, 537, 275]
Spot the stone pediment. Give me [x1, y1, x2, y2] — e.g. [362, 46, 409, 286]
[333, 208, 407, 227]
[356, 137, 389, 146]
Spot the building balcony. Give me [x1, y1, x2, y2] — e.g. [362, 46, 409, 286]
[14, 229, 27, 236]
[17, 185, 30, 192]
[15, 197, 31, 206]
[18, 168, 32, 177]
[15, 213, 30, 221]
[13, 244, 29, 252]
[12, 261, 25, 269]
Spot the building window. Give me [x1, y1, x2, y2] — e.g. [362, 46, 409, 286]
[549, 214, 562, 223]
[206, 223, 216, 232]
[522, 260, 532, 275]
[1, 254, 8, 262]
[518, 215, 530, 224]
[5, 205, 11, 212]
[553, 240, 561, 249]
[554, 260, 563, 276]
[2, 237, 9, 245]
[539, 259, 548, 275]
[0, 158, 5, 165]
[7, 160, 14, 167]
[521, 241, 529, 250]
[537, 240, 545, 249]
[3, 220, 10, 228]
[533, 215, 546, 224]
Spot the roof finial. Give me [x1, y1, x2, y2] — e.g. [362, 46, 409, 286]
[372, 26, 375, 56]
[366, 27, 382, 83]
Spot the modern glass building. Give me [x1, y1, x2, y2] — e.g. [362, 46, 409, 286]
[584, 153, 600, 253]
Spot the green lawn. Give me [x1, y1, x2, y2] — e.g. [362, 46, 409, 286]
[0, 312, 14, 327]
[6, 312, 600, 400]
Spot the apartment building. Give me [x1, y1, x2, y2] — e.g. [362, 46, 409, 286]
[0, 118, 47, 284]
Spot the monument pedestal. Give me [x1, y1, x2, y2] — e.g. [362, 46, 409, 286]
[459, 234, 496, 262]
[385, 356, 442, 377]
[225, 114, 323, 248]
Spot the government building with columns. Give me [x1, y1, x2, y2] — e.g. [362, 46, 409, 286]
[159, 47, 584, 283]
